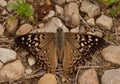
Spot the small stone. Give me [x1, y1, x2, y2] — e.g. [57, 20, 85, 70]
[0, 62, 3, 69]
[96, 15, 113, 30]
[28, 57, 36, 66]
[0, 0, 7, 7]
[80, 1, 100, 17]
[43, 10, 55, 20]
[64, 2, 80, 27]
[31, 17, 68, 33]
[25, 68, 32, 74]
[0, 48, 16, 64]
[6, 17, 19, 34]
[78, 69, 99, 84]
[0, 60, 25, 81]
[102, 46, 120, 65]
[0, 24, 4, 36]
[16, 23, 33, 35]
[87, 18, 95, 25]
[38, 73, 57, 84]
[55, 5, 63, 15]
[52, 0, 65, 5]
[102, 68, 120, 84]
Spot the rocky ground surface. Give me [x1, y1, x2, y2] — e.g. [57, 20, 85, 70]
[0, 0, 120, 84]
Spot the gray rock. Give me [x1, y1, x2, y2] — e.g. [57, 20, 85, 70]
[102, 68, 120, 84]
[0, 0, 7, 7]
[0, 60, 24, 81]
[6, 17, 19, 34]
[16, 23, 33, 35]
[102, 46, 120, 65]
[80, 1, 100, 17]
[31, 17, 69, 33]
[96, 15, 113, 30]
[25, 68, 32, 74]
[78, 69, 99, 84]
[0, 48, 16, 64]
[28, 57, 36, 66]
[55, 5, 63, 15]
[38, 73, 57, 84]
[43, 10, 55, 20]
[64, 2, 80, 27]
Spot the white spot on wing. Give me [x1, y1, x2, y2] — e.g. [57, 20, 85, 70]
[81, 42, 84, 47]
[21, 37, 25, 40]
[95, 38, 98, 42]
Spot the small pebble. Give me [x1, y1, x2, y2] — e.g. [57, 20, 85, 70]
[43, 10, 55, 20]
[0, 0, 7, 7]
[102, 68, 120, 84]
[28, 57, 36, 66]
[0, 48, 16, 64]
[55, 5, 63, 15]
[32, 17, 68, 33]
[0, 60, 25, 81]
[25, 68, 32, 74]
[16, 23, 33, 35]
[6, 17, 19, 34]
[38, 73, 57, 84]
[96, 15, 113, 30]
[102, 46, 120, 65]
[80, 1, 100, 17]
[78, 69, 99, 84]
[64, 2, 80, 27]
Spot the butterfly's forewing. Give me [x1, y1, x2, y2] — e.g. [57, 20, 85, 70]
[15, 33, 57, 73]
[64, 33, 106, 74]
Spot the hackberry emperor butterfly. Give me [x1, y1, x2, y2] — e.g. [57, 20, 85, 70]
[15, 27, 106, 74]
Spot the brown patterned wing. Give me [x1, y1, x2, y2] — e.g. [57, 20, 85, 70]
[15, 33, 57, 73]
[63, 33, 106, 74]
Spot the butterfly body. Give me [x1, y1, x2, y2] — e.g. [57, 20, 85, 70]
[15, 28, 106, 74]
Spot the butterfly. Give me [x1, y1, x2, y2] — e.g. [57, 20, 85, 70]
[15, 28, 106, 74]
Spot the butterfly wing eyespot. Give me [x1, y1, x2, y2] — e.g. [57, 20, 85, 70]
[15, 33, 57, 73]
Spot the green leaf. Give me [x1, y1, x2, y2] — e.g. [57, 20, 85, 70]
[7, 0, 34, 21]
[109, 8, 117, 15]
[118, 4, 120, 10]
